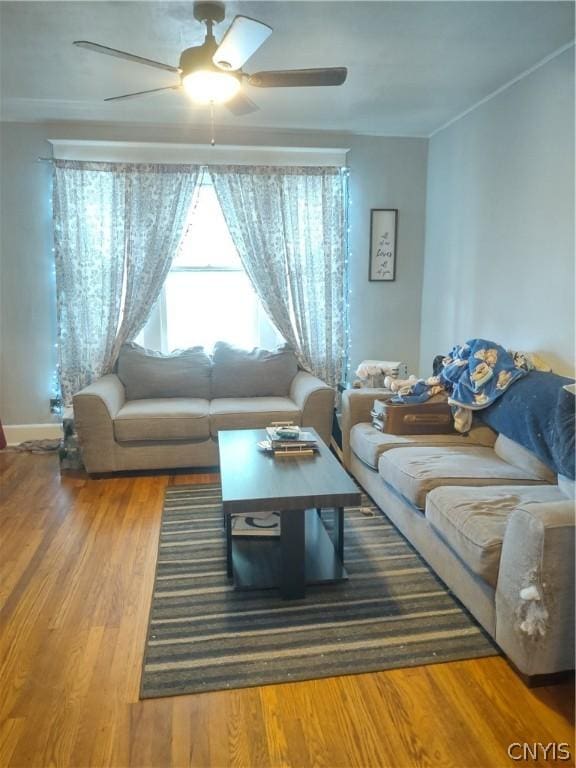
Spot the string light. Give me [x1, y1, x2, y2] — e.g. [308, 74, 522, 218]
[49, 175, 63, 418]
[341, 166, 352, 385]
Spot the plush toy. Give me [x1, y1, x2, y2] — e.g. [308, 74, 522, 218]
[383, 374, 418, 394]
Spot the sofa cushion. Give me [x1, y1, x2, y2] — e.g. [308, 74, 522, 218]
[426, 484, 565, 587]
[114, 398, 210, 442]
[494, 434, 557, 483]
[350, 422, 497, 469]
[211, 342, 298, 398]
[117, 343, 212, 400]
[378, 446, 547, 509]
[210, 398, 301, 437]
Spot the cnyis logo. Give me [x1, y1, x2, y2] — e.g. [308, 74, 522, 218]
[507, 743, 572, 761]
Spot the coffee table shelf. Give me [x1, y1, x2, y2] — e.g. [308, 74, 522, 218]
[231, 509, 348, 590]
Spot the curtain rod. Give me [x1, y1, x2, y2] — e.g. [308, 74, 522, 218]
[36, 157, 349, 173]
[37, 158, 212, 167]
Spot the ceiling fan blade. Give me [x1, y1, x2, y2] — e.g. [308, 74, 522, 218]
[224, 91, 259, 116]
[213, 16, 272, 71]
[248, 67, 347, 88]
[104, 86, 181, 102]
[74, 41, 179, 73]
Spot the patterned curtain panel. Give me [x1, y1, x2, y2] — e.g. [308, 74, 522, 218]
[109, 165, 201, 363]
[209, 165, 348, 388]
[52, 160, 199, 404]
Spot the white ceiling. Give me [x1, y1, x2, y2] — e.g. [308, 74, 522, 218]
[0, 1, 573, 136]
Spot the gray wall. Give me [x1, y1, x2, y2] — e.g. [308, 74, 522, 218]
[347, 137, 427, 377]
[0, 124, 56, 425]
[0, 122, 428, 424]
[419, 48, 575, 377]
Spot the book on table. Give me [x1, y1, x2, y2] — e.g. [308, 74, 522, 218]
[256, 440, 319, 456]
[273, 444, 318, 457]
[263, 426, 319, 455]
[265, 427, 317, 446]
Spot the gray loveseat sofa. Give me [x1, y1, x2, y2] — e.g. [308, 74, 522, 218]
[342, 387, 575, 681]
[74, 342, 333, 474]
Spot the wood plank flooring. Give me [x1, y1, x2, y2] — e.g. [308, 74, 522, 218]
[0, 451, 573, 768]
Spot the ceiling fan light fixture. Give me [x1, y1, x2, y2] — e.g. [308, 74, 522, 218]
[182, 69, 240, 103]
[74, 6, 348, 107]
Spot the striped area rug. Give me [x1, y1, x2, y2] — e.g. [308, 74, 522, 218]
[141, 483, 497, 698]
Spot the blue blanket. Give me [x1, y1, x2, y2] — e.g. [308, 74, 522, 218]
[440, 339, 527, 409]
[479, 371, 575, 479]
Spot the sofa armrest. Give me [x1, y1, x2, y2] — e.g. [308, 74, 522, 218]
[289, 371, 334, 446]
[495, 500, 575, 676]
[73, 374, 126, 473]
[340, 388, 394, 469]
[73, 374, 125, 418]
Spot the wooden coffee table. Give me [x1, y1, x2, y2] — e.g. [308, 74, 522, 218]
[218, 428, 361, 599]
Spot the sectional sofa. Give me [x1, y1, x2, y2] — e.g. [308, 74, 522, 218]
[341, 380, 575, 681]
[73, 342, 334, 474]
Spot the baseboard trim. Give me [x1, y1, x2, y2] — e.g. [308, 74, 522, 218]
[4, 423, 63, 446]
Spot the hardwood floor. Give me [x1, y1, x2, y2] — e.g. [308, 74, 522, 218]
[0, 452, 573, 768]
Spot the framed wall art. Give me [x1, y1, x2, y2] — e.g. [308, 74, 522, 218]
[369, 209, 398, 281]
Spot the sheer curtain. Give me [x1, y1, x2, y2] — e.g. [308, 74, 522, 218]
[209, 165, 348, 388]
[109, 166, 201, 362]
[52, 160, 199, 403]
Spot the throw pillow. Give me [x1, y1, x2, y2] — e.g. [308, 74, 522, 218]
[211, 342, 298, 398]
[117, 343, 212, 400]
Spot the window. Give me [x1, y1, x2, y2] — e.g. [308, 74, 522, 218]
[138, 176, 283, 353]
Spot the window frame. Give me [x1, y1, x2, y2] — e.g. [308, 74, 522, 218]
[138, 178, 282, 353]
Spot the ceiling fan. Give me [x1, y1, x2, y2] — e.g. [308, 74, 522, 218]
[74, 1, 347, 115]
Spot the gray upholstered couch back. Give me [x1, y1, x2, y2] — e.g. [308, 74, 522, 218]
[117, 341, 299, 400]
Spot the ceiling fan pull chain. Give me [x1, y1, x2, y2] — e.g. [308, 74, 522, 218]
[210, 101, 216, 146]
